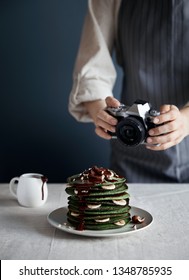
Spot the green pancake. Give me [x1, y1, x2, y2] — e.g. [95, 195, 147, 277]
[68, 203, 130, 215]
[65, 166, 131, 231]
[68, 199, 130, 212]
[68, 192, 130, 202]
[67, 212, 130, 230]
[65, 183, 128, 196]
[67, 172, 126, 187]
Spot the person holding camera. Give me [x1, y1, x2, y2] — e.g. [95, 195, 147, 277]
[69, 0, 189, 182]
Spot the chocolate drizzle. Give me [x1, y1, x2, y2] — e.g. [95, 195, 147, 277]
[32, 175, 48, 200]
[67, 166, 124, 231]
[41, 176, 48, 200]
[80, 166, 117, 184]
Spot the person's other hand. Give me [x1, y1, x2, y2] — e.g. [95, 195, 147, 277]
[94, 96, 120, 139]
[146, 104, 189, 150]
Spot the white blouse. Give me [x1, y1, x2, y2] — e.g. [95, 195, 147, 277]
[69, 0, 121, 122]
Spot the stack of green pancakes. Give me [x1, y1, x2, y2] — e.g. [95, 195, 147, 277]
[65, 166, 131, 230]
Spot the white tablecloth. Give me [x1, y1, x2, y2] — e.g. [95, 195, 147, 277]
[0, 183, 189, 260]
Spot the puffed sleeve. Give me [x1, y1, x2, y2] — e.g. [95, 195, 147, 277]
[69, 0, 121, 122]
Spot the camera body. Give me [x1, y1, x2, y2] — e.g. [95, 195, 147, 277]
[105, 99, 160, 147]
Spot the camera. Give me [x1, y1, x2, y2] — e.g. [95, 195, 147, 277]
[105, 99, 160, 147]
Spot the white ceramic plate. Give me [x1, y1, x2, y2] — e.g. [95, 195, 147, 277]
[47, 206, 153, 237]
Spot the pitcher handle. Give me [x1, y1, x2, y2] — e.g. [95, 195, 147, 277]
[9, 177, 19, 197]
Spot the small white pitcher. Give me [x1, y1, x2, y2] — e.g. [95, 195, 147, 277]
[9, 173, 48, 207]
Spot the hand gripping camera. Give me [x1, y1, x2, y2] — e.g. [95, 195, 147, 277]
[105, 99, 160, 147]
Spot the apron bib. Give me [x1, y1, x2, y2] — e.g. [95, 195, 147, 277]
[111, 0, 189, 182]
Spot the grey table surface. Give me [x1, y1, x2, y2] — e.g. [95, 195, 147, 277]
[0, 183, 189, 260]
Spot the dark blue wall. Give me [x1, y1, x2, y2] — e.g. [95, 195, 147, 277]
[0, 0, 122, 182]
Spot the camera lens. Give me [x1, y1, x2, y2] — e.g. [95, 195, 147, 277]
[116, 117, 146, 146]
